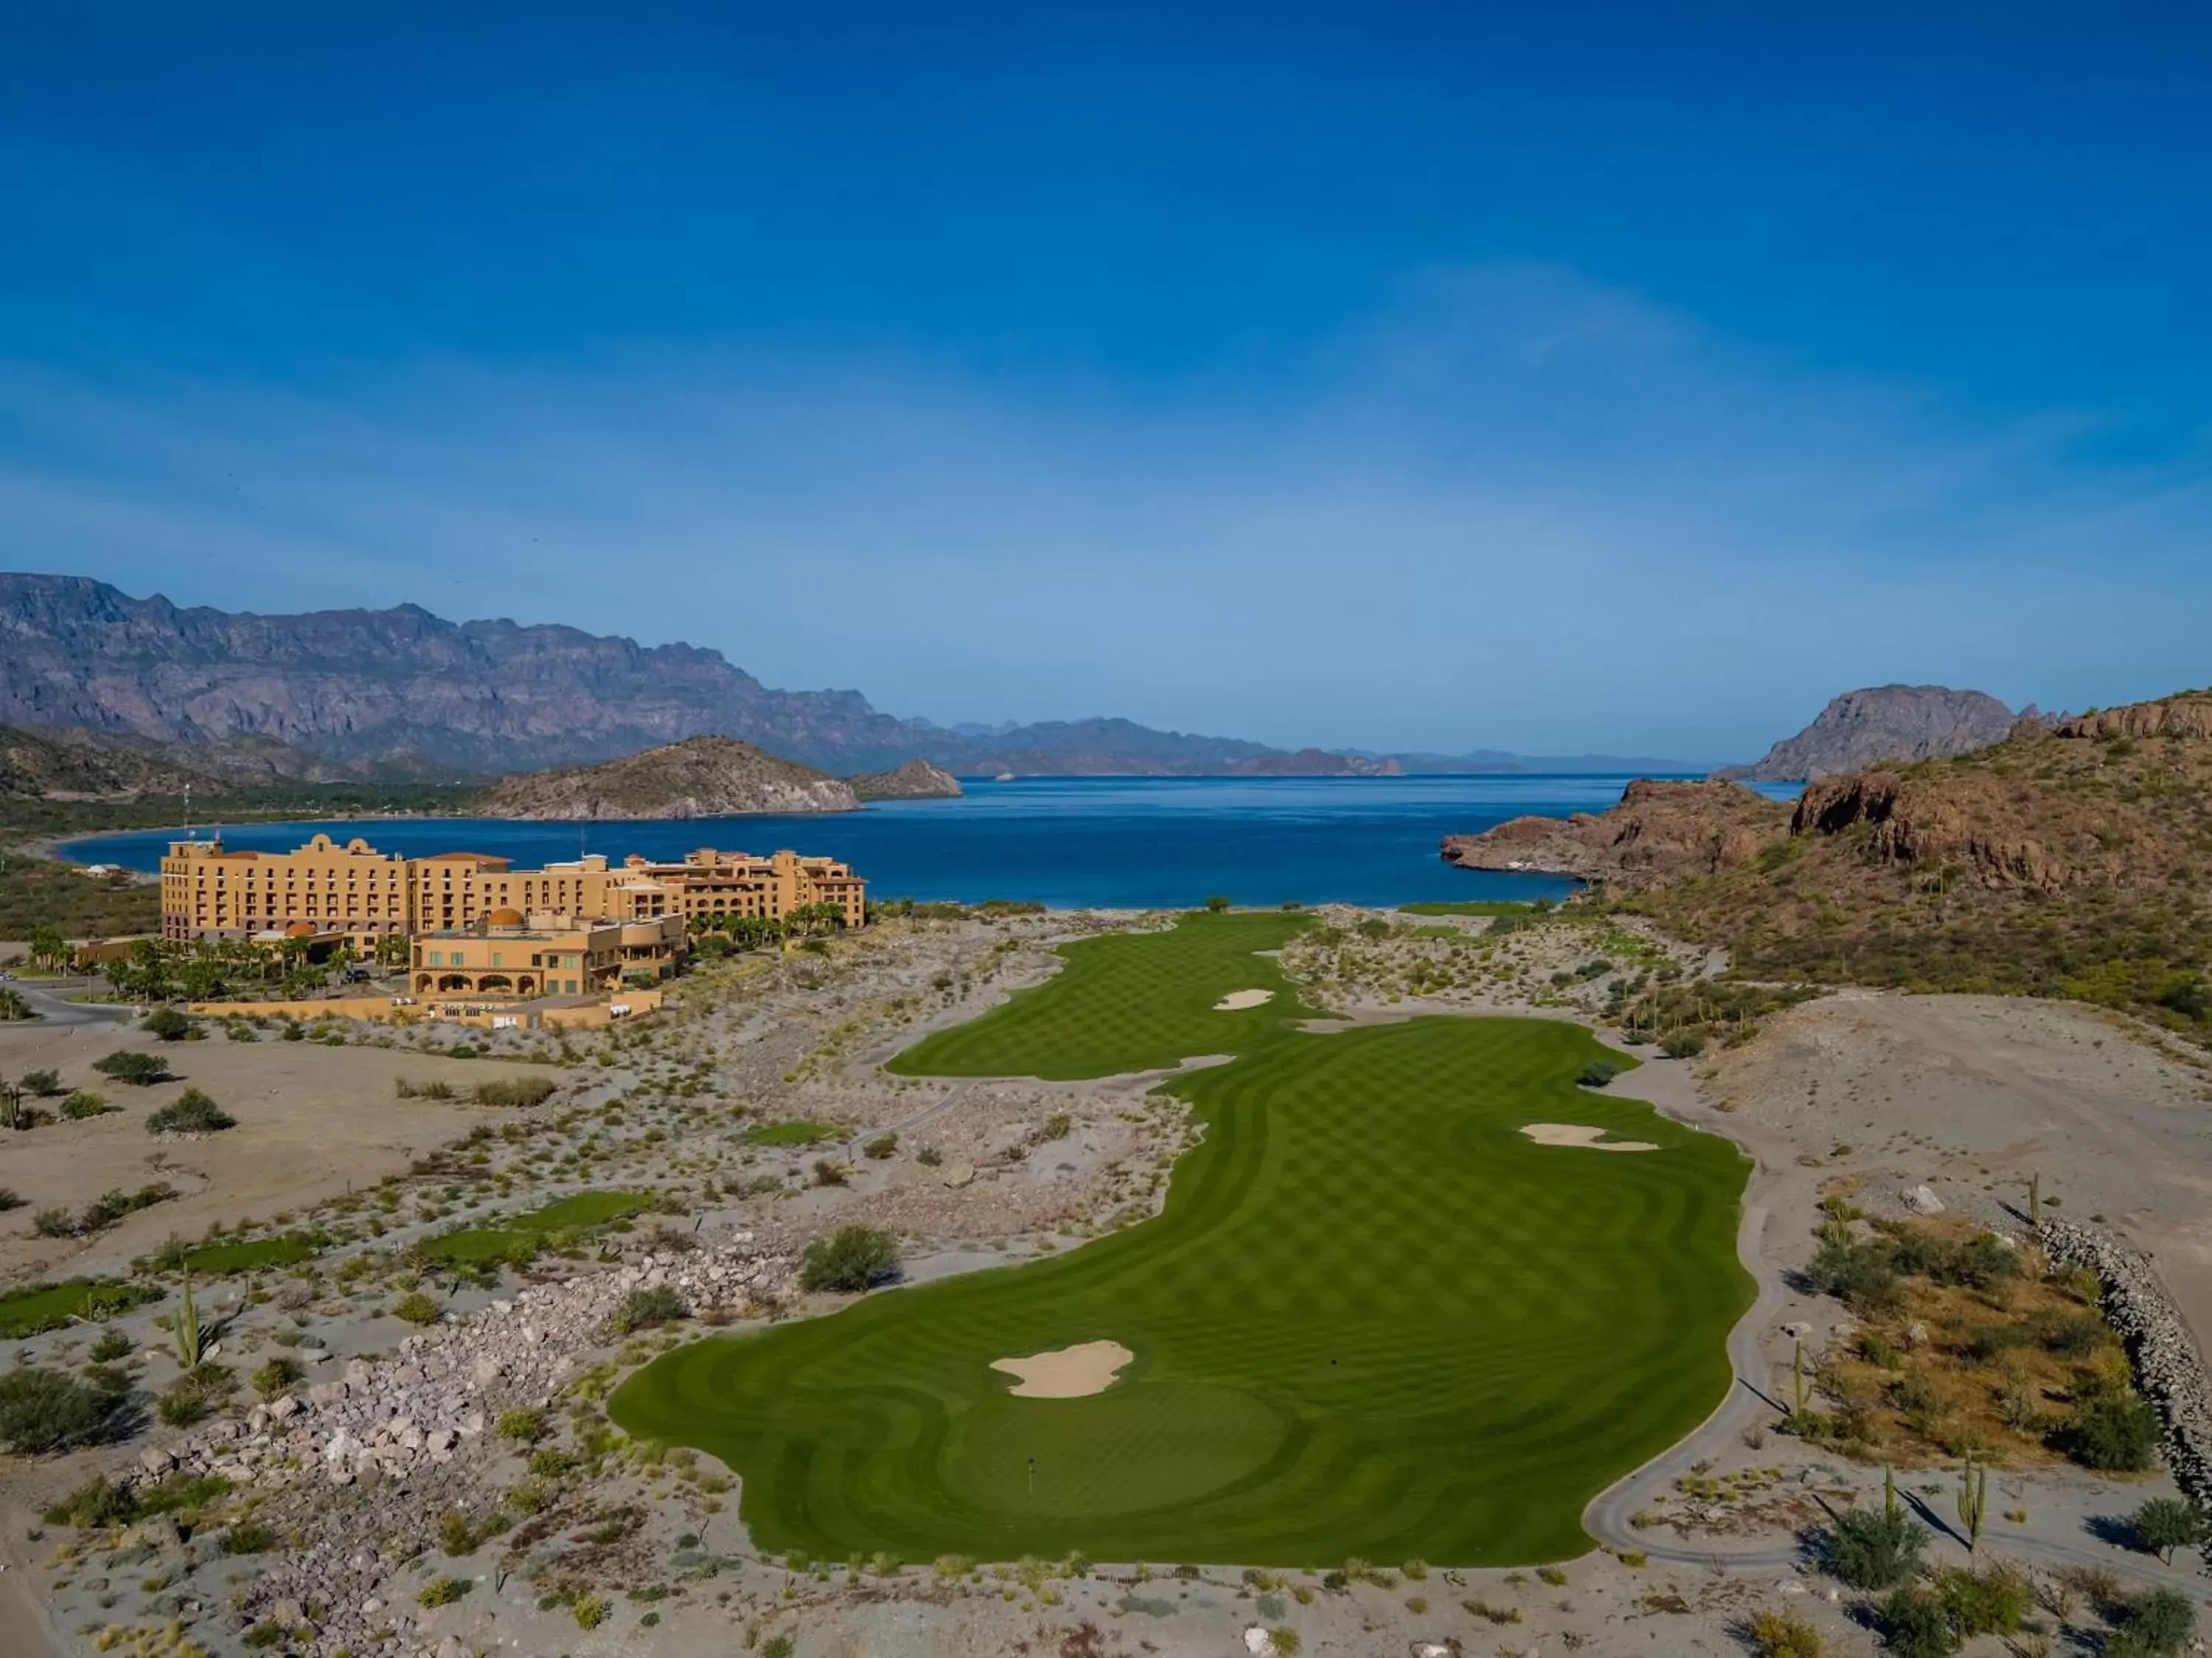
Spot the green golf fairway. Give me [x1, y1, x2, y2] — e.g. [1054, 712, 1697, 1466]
[611, 913, 1751, 1565]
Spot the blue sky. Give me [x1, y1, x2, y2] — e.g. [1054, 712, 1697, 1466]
[3, 3, 2207, 760]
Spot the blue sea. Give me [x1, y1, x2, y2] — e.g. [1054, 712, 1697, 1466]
[63, 774, 1754, 910]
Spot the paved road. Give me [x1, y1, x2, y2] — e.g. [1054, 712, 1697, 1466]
[0, 977, 133, 1030]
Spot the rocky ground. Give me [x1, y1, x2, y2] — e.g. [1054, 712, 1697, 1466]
[3, 904, 2209, 1657]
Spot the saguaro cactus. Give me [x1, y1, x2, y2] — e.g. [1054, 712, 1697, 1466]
[2027, 1171, 2041, 1232]
[1955, 1456, 1987, 1554]
[174, 1266, 203, 1369]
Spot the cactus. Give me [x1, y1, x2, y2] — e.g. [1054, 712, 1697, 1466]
[2027, 1170, 2041, 1232]
[1955, 1455, 1987, 1554]
[1792, 1338, 1808, 1418]
[174, 1266, 202, 1370]
[1882, 1464, 1899, 1524]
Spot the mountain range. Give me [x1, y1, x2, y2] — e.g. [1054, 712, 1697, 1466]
[0, 574, 1711, 777]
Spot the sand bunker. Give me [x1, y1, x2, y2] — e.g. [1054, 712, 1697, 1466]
[1520, 1123, 1659, 1153]
[991, 1340, 1134, 1398]
[1214, 988, 1275, 1011]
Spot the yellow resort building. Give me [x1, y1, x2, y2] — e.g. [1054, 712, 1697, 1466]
[409, 910, 688, 999]
[160, 834, 867, 945]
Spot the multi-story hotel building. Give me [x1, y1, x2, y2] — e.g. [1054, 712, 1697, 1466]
[160, 836, 867, 945]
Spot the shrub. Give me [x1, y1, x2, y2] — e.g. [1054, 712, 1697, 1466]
[1876, 1585, 1957, 1657]
[917, 1145, 943, 1168]
[573, 1594, 609, 1629]
[88, 1328, 133, 1364]
[60, 1090, 114, 1120]
[1577, 1061, 1622, 1088]
[2126, 1496, 2208, 1564]
[1802, 1238, 1904, 1314]
[20, 1069, 62, 1097]
[30, 1207, 74, 1238]
[251, 1356, 304, 1398]
[156, 1363, 236, 1428]
[1819, 1501, 1926, 1590]
[147, 1089, 234, 1134]
[1659, 1032, 1706, 1059]
[391, 1291, 442, 1325]
[223, 1521, 278, 1554]
[43, 1475, 138, 1529]
[496, 1406, 547, 1443]
[811, 1158, 849, 1187]
[1744, 1608, 1825, 1658]
[2061, 1390, 2160, 1471]
[1933, 1562, 2029, 1637]
[2107, 1586, 2197, 1657]
[609, 1285, 688, 1333]
[93, 1051, 170, 1086]
[143, 1006, 194, 1041]
[0, 1365, 112, 1453]
[863, 1133, 898, 1159]
[799, 1226, 899, 1293]
[417, 1575, 472, 1607]
[472, 1077, 557, 1109]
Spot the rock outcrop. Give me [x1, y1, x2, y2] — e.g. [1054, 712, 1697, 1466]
[849, 758, 964, 799]
[470, 736, 860, 819]
[1440, 779, 1790, 888]
[1714, 684, 2018, 783]
[2041, 1218, 2212, 1516]
[135, 1236, 794, 1655]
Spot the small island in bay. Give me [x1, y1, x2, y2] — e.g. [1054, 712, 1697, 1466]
[469, 735, 860, 819]
[849, 757, 964, 799]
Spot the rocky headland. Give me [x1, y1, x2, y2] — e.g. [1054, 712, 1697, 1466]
[1440, 777, 1790, 887]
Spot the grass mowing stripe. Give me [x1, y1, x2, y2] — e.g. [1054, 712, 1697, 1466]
[614, 912, 1750, 1564]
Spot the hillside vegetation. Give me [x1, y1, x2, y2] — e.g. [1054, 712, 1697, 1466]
[469, 735, 860, 819]
[1449, 691, 2212, 1042]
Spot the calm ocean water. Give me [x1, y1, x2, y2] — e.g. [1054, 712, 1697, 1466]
[64, 775, 1761, 910]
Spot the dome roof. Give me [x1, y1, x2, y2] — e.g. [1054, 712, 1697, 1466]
[487, 906, 525, 927]
[283, 921, 318, 939]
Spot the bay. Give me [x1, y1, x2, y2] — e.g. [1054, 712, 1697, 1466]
[63, 774, 1750, 910]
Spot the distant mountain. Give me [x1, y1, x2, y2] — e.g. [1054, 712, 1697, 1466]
[470, 737, 858, 820]
[1712, 685, 2023, 783]
[850, 759, 964, 799]
[0, 572, 1698, 778]
[1363, 749, 1718, 775]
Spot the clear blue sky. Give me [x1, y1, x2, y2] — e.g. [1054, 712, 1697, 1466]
[4, 3, 2207, 760]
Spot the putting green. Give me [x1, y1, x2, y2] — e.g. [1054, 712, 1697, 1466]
[611, 913, 1751, 1565]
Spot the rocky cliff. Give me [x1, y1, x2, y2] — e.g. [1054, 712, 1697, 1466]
[1441, 780, 1790, 887]
[1713, 684, 2020, 782]
[849, 759, 964, 799]
[1442, 690, 2212, 1036]
[469, 738, 859, 820]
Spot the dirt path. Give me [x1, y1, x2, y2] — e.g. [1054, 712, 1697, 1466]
[1708, 990, 2212, 1367]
